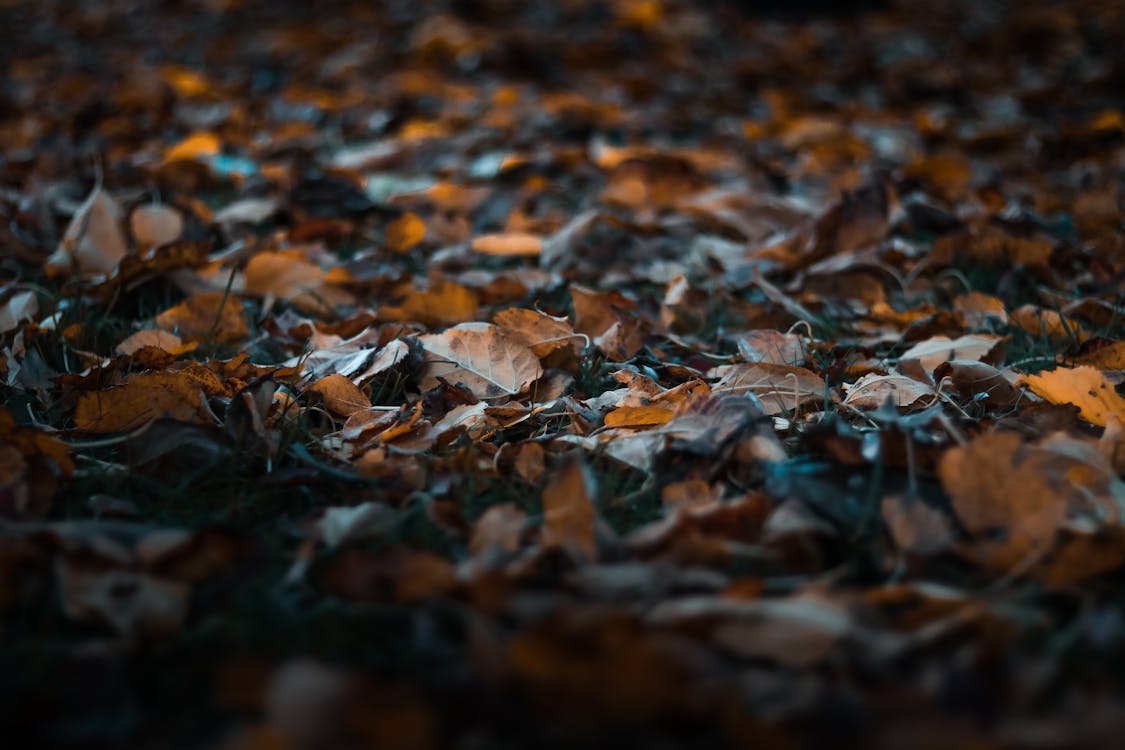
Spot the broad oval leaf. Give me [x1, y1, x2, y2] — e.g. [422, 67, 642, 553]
[419, 323, 542, 400]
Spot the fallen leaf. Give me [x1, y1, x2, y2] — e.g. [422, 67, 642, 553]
[380, 281, 478, 328]
[164, 131, 221, 163]
[709, 363, 827, 415]
[493, 308, 583, 359]
[308, 374, 372, 416]
[115, 329, 195, 356]
[0, 291, 38, 334]
[46, 186, 129, 276]
[74, 372, 208, 433]
[155, 292, 249, 343]
[130, 204, 184, 249]
[419, 323, 542, 399]
[1022, 366, 1125, 427]
[843, 372, 935, 410]
[541, 456, 598, 561]
[385, 212, 427, 253]
[471, 232, 543, 256]
[244, 250, 355, 314]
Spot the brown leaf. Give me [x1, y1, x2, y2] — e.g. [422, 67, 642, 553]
[940, 431, 1067, 571]
[469, 503, 527, 556]
[541, 457, 598, 561]
[709, 362, 827, 415]
[156, 292, 249, 343]
[0, 291, 39, 334]
[308, 374, 372, 417]
[381, 281, 478, 329]
[493, 308, 583, 359]
[74, 372, 208, 433]
[419, 323, 542, 399]
[244, 250, 355, 314]
[842, 372, 935, 410]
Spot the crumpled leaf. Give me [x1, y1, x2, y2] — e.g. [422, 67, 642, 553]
[1022, 366, 1125, 427]
[46, 186, 129, 277]
[419, 323, 542, 399]
[709, 362, 827, 415]
[843, 372, 936, 410]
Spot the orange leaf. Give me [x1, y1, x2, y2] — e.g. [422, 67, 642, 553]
[470, 232, 542, 256]
[130, 204, 184, 249]
[164, 131, 221, 163]
[115, 330, 196, 356]
[1022, 366, 1125, 427]
[541, 457, 598, 561]
[385, 212, 426, 253]
[604, 405, 675, 428]
[380, 281, 478, 328]
[308, 374, 372, 417]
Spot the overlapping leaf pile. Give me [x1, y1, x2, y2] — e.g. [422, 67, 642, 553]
[1, 0, 1124, 746]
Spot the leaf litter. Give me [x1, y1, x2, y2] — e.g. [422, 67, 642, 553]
[1, 0, 1125, 747]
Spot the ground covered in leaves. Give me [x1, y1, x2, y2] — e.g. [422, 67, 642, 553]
[2, 0, 1124, 747]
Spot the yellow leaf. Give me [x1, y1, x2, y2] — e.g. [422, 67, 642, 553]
[164, 132, 221, 163]
[1023, 366, 1125, 427]
[604, 405, 675, 428]
[385, 212, 426, 253]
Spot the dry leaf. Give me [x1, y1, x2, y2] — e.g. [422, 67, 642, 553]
[1022, 366, 1125, 427]
[381, 281, 478, 328]
[541, 457, 598, 561]
[130, 204, 184, 249]
[0, 291, 38, 334]
[156, 292, 249, 343]
[244, 250, 355, 314]
[471, 232, 543, 256]
[308, 374, 372, 417]
[385, 212, 427, 253]
[710, 363, 827, 415]
[469, 503, 527, 556]
[493, 308, 583, 359]
[419, 323, 542, 399]
[898, 334, 1003, 376]
[164, 131, 221, 162]
[116, 329, 195, 356]
[46, 186, 129, 276]
[74, 372, 208, 433]
[843, 372, 936, 410]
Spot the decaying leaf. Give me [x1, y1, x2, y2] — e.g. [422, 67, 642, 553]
[419, 323, 542, 399]
[308, 373, 372, 417]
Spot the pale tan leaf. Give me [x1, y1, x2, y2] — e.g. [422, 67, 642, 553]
[48, 187, 129, 276]
[0, 291, 38, 334]
[710, 362, 827, 415]
[419, 323, 542, 399]
[115, 329, 192, 356]
[898, 334, 1003, 375]
[130, 204, 184, 249]
[842, 372, 935, 410]
[471, 232, 542, 257]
